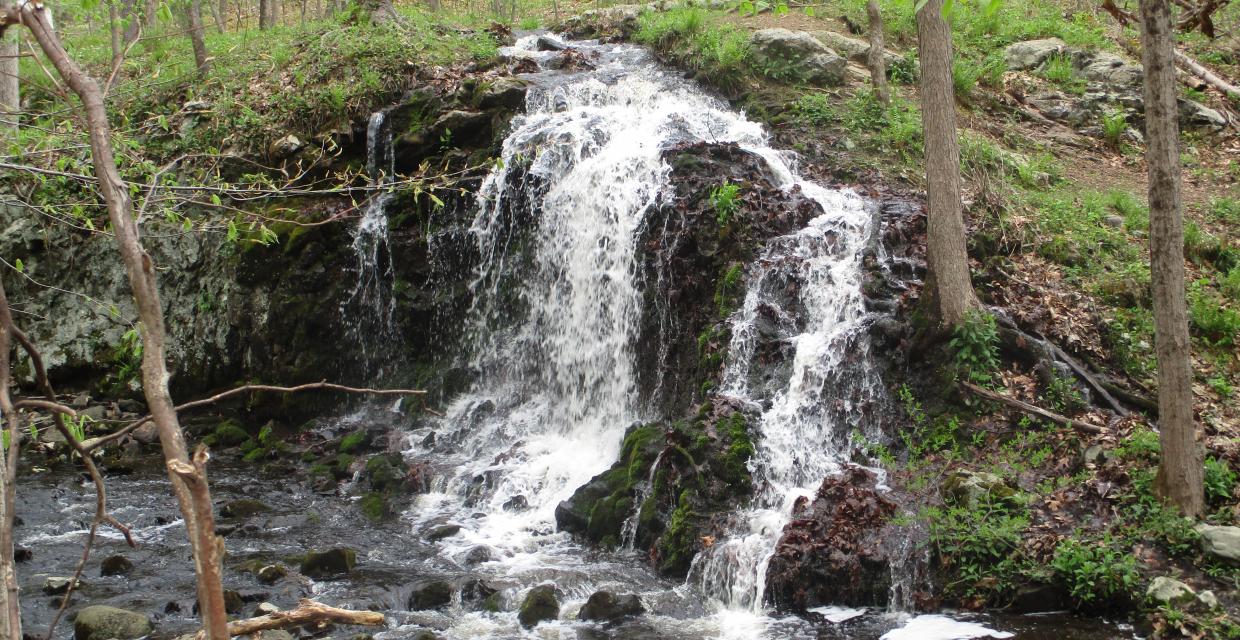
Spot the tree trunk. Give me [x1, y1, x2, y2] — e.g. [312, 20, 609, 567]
[8, 4, 232, 638]
[109, 1, 122, 64]
[144, 0, 158, 27]
[259, 0, 270, 29]
[186, 0, 210, 74]
[1140, 0, 1204, 518]
[0, 28, 17, 136]
[122, 0, 141, 44]
[271, 0, 281, 26]
[866, 0, 889, 106]
[216, 0, 227, 32]
[0, 279, 24, 640]
[915, 0, 978, 329]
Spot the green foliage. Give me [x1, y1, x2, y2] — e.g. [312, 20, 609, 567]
[952, 58, 984, 98]
[1044, 373, 1085, 414]
[792, 92, 835, 127]
[1205, 457, 1237, 504]
[949, 310, 1000, 385]
[843, 90, 923, 159]
[1115, 428, 1161, 460]
[635, 8, 751, 92]
[1041, 53, 1085, 93]
[1050, 536, 1139, 604]
[898, 385, 966, 461]
[1102, 111, 1127, 150]
[711, 181, 742, 226]
[1208, 196, 1240, 223]
[339, 430, 367, 454]
[714, 263, 745, 316]
[927, 496, 1030, 601]
[1189, 281, 1240, 347]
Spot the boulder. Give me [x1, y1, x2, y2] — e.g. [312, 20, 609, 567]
[749, 29, 847, 86]
[223, 589, 245, 614]
[1074, 50, 1143, 86]
[1198, 590, 1220, 610]
[476, 77, 530, 111]
[268, 134, 305, 160]
[219, 499, 272, 519]
[1180, 99, 1227, 129]
[518, 584, 560, 628]
[1146, 576, 1195, 606]
[100, 554, 134, 577]
[1197, 524, 1240, 564]
[257, 564, 288, 584]
[578, 591, 645, 622]
[812, 30, 898, 66]
[941, 470, 1017, 507]
[43, 576, 80, 595]
[426, 524, 462, 541]
[73, 606, 152, 640]
[1004, 38, 1067, 70]
[255, 602, 281, 615]
[300, 548, 356, 579]
[409, 581, 453, 610]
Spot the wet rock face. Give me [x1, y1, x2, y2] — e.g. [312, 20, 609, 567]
[518, 584, 560, 628]
[300, 547, 357, 579]
[579, 591, 645, 622]
[765, 465, 897, 610]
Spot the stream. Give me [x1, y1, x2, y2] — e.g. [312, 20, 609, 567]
[15, 34, 1139, 640]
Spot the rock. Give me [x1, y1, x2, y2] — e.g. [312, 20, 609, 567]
[749, 29, 847, 87]
[408, 580, 453, 610]
[460, 579, 497, 608]
[43, 576, 80, 595]
[431, 110, 492, 142]
[463, 546, 493, 565]
[1198, 590, 1220, 609]
[269, 134, 305, 160]
[1197, 524, 1240, 564]
[81, 405, 107, 421]
[1009, 582, 1070, 613]
[426, 524, 462, 541]
[72, 392, 90, 409]
[578, 591, 645, 622]
[223, 589, 245, 614]
[1004, 38, 1067, 70]
[255, 602, 281, 615]
[1101, 216, 1125, 230]
[257, 564, 288, 584]
[1179, 99, 1227, 129]
[941, 470, 1016, 507]
[477, 77, 530, 111]
[503, 495, 529, 511]
[300, 548, 357, 579]
[812, 31, 897, 66]
[1075, 50, 1143, 86]
[1147, 576, 1195, 606]
[411, 632, 441, 640]
[219, 499, 272, 519]
[536, 35, 567, 51]
[100, 554, 134, 576]
[765, 466, 897, 608]
[518, 584, 560, 628]
[13, 547, 31, 562]
[73, 605, 153, 640]
[251, 631, 294, 640]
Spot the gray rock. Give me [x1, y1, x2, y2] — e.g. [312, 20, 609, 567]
[219, 499, 272, 519]
[223, 589, 244, 614]
[1075, 50, 1143, 86]
[257, 564, 287, 584]
[409, 580, 454, 610]
[1004, 38, 1066, 70]
[477, 77, 530, 111]
[300, 548, 357, 579]
[1146, 576, 1195, 605]
[426, 524, 462, 541]
[518, 584, 559, 628]
[255, 601, 281, 615]
[269, 134, 304, 159]
[100, 554, 134, 577]
[811, 31, 898, 66]
[81, 405, 107, 421]
[1179, 99, 1227, 129]
[248, 631, 294, 640]
[1198, 590, 1220, 609]
[941, 470, 1016, 507]
[1102, 216, 1125, 230]
[43, 576, 80, 595]
[1198, 524, 1240, 564]
[73, 605, 153, 640]
[749, 28, 847, 86]
[578, 590, 645, 622]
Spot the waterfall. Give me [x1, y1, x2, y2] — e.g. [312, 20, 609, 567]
[343, 111, 399, 370]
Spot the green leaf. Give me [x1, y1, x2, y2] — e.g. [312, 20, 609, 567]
[226, 220, 239, 243]
[210, 193, 222, 207]
[803, 5, 814, 16]
[14, 259, 23, 273]
[158, 1, 172, 21]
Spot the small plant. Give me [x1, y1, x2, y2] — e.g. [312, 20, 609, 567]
[1205, 457, 1237, 504]
[1041, 53, 1083, 93]
[1044, 373, 1085, 414]
[711, 181, 742, 226]
[1115, 428, 1161, 460]
[928, 497, 1030, 601]
[1188, 283, 1240, 346]
[1051, 536, 1139, 604]
[952, 59, 983, 98]
[949, 310, 1001, 385]
[1208, 375, 1235, 398]
[1102, 111, 1127, 150]
[518, 16, 540, 30]
[1208, 196, 1240, 223]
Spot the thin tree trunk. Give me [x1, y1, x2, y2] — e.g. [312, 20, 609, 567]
[216, 0, 227, 32]
[1140, 0, 1204, 518]
[866, 0, 889, 106]
[6, 5, 232, 638]
[272, 0, 281, 26]
[0, 29, 17, 135]
[109, 1, 122, 64]
[186, 0, 210, 74]
[122, 0, 141, 44]
[258, 0, 270, 29]
[144, 0, 158, 27]
[915, 0, 978, 330]
[0, 279, 24, 640]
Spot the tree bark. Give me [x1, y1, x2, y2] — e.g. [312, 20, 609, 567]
[258, 0, 270, 30]
[122, 0, 141, 44]
[271, 0, 281, 27]
[915, 0, 979, 330]
[144, 0, 158, 27]
[1139, 0, 1204, 518]
[108, 1, 122, 65]
[866, 0, 889, 106]
[0, 279, 24, 640]
[0, 28, 16, 136]
[186, 0, 210, 74]
[6, 4, 232, 637]
[216, 0, 227, 32]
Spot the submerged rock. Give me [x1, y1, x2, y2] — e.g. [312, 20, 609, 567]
[257, 564, 288, 584]
[219, 498, 272, 519]
[765, 465, 897, 609]
[426, 524, 462, 541]
[578, 591, 645, 622]
[73, 605, 152, 640]
[518, 584, 560, 628]
[1146, 576, 1195, 606]
[300, 548, 357, 579]
[100, 554, 134, 577]
[43, 576, 80, 595]
[409, 580, 454, 610]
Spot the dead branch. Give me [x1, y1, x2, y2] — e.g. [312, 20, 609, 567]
[1040, 338, 1129, 416]
[83, 381, 427, 452]
[12, 398, 76, 416]
[1172, 49, 1240, 98]
[960, 381, 1104, 434]
[192, 599, 384, 640]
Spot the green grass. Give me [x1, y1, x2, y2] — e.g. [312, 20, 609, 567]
[634, 7, 751, 93]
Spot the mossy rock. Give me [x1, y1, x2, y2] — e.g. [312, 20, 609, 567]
[73, 606, 152, 640]
[219, 499, 272, 519]
[212, 420, 250, 447]
[300, 548, 356, 579]
[339, 429, 369, 454]
[517, 584, 559, 628]
[360, 493, 389, 522]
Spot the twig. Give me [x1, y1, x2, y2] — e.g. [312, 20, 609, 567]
[960, 381, 1104, 434]
[193, 598, 384, 639]
[12, 398, 76, 416]
[1039, 337, 1129, 416]
[83, 381, 427, 452]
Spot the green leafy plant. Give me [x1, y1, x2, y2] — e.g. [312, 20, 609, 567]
[1102, 111, 1127, 150]
[1051, 536, 1139, 604]
[1044, 373, 1085, 414]
[949, 310, 1001, 385]
[711, 181, 742, 226]
[927, 496, 1030, 601]
[1205, 457, 1237, 504]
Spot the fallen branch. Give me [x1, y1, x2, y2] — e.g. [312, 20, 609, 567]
[1039, 338, 1129, 417]
[960, 381, 1104, 434]
[12, 398, 76, 417]
[1173, 49, 1240, 99]
[191, 599, 384, 640]
[82, 381, 427, 453]
[1100, 379, 1160, 415]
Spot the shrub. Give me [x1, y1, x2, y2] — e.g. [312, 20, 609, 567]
[952, 59, 983, 98]
[950, 310, 1001, 385]
[1189, 283, 1240, 346]
[928, 498, 1030, 601]
[1205, 457, 1237, 504]
[1051, 536, 1139, 605]
[1102, 111, 1127, 149]
[710, 181, 741, 226]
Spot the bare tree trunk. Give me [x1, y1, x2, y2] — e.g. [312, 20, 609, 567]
[186, 0, 210, 74]
[915, 0, 978, 330]
[109, 1, 122, 64]
[258, 0, 270, 29]
[1140, 0, 1204, 518]
[5, 5, 231, 638]
[0, 280, 24, 640]
[216, 0, 227, 32]
[272, 0, 281, 26]
[0, 29, 17, 135]
[866, 0, 889, 106]
[144, 0, 158, 27]
[122, 0, 141, 44]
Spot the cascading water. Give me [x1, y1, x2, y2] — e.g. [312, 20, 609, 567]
[343, 111, 399, 369]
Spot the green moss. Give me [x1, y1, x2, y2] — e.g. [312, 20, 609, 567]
[212, 420, 250, 447]
[719, 411, 754, 489]
[658, 489, 699, 575]
[360, 493, 389, 522]
[339, 430, 367, 454]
